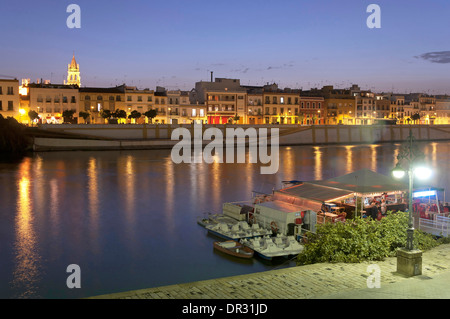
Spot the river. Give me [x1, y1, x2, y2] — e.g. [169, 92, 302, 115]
[0, 141, 448, 298]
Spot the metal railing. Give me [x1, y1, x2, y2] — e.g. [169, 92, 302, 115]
[418, 214, 450, 237]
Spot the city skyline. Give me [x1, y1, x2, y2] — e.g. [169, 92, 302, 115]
[2, 0, 450, 94]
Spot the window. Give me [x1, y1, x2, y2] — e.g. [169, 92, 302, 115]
[280, 97, 284, 104]
[192, 109, 197, 117]
[199, 109, 204, 117]
[109, 96, 114, 101]
[71, 96, 76, 103]
[0, 101, 2, 110]
[0, 87, 2, 94]
[127, 96, 132, 101]
[46, 96, 52, 103]
[7, 87, 14, 95]
[147, 96, 152, 102]
[138, 96, 142, 102]
[63, 96, 68, 103]
[116, 96, 121, 101]
[85, 95, 91, 100]
[97, 96, 103, 100]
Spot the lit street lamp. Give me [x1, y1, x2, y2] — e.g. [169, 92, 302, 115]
[392, 128, 431, 276]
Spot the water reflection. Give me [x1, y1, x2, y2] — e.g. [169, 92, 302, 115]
[1, 142, 448, 299]
[12, 158, 41, 298]
[87, 157, 100, 255]
[313, 147, 322, 180]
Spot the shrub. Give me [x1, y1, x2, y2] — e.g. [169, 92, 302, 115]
[296, 211, 440, 265]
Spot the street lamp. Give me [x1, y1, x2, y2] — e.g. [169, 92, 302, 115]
[392, 128, 431, 276]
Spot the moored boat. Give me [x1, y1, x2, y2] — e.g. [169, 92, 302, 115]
[213, 241, 254, 259]
[197, 213, 238, 228]
[240, 234, 304, 260]
[206, 221, 271, 240]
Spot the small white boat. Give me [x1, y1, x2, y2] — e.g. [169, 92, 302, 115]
[206, 221, 270, 240]
[240, 234, 304, 260]
[197, 213, 238, 228]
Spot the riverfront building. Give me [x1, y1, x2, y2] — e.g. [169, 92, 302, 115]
[6, 53, 450, 125]
[0, 78, 20, 120]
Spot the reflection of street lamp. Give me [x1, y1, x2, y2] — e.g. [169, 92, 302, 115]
[392, 128, 431, 276]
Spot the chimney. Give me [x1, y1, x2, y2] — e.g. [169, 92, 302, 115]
[211, 71, 213, 82]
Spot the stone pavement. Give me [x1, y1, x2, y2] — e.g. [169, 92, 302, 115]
[89, 244, 450, 299]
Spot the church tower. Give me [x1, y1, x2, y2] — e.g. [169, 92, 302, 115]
[66, 54, 81, 86]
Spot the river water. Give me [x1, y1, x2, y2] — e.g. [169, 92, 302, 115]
[0, 141, 448, 299]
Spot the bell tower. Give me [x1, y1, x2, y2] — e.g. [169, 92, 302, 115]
[66, 54, 81, 86]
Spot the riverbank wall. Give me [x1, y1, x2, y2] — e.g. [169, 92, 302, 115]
[32, 124, 450, 151]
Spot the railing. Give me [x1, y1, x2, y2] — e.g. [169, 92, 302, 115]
[418, 215, 450, 237]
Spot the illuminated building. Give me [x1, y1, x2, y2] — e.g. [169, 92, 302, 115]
[0, 78, 20, 120]
[65, 54, 81, 87]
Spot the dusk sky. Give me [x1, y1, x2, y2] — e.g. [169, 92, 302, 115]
[1, 0, 450, 94]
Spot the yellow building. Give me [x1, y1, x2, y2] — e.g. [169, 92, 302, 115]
[0, 78, 20, 121]
[324, 98, 355, 125]
[79, 85, 126, 123]
[28, 82, 80, 124]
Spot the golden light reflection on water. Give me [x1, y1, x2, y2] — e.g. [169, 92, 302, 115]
[344, 145, 354, 174]
[370, 145, 378, 172]
[12, 158, 41, 298]
[87, 157, 100, 254]
[313, 147, 322, 180]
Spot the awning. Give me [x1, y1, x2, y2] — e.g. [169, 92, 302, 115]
[275, 183, 354, 206]
[308, 168, 408, 195]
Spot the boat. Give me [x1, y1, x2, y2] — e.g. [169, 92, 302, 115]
[240, 234, 304, 260]
[206, 221, 272, 240]
[213, 241, 254, 259]
[197, 213, 238, 228]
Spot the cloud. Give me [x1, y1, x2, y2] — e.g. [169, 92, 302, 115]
[415, 51, 450, 64]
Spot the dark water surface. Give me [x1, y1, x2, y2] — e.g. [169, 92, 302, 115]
[0, 142, 448, 298]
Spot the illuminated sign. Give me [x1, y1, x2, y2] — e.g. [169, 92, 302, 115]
[413, 190, 436, 198]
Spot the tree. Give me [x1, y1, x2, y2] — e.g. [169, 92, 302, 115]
[78, 111, 90, 123]
[112, 109, 127, 123]
[143, 109, 157, 124]
[62, 109, 76, 123]
[411, 113, 421, 124]
[28, 110, 39, 125]
[99, 109, 111, 123]
[128, 110, 142, 123]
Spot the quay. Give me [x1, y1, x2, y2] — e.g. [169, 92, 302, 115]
[89, 243, 450, 299]
[30, 124, 450, 151]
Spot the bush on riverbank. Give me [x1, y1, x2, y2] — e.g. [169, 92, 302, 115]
[296, 211, 446, 265]
[0, 115, 32, 155]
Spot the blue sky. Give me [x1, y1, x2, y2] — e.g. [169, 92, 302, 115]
[1, 0, 450, 93]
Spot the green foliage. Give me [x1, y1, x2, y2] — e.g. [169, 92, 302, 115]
[143, 109, 157, 123]
[78, 111, 90, 121]
[297, 211, 441, 265]
[0, 114, 32, 154]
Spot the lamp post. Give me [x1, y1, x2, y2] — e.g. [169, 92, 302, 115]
[392, 128, 431, 276]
